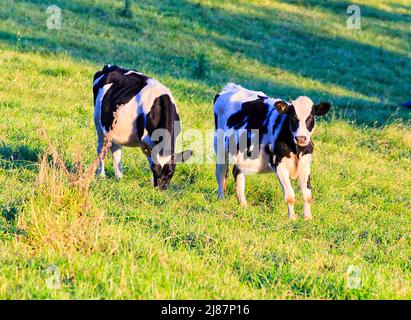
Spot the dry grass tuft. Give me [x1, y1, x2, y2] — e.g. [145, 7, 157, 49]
[17, 110, 123, 255]
[38, 108, 122, 192]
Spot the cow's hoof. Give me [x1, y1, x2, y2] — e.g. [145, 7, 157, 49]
[239, 201, 247, 208]
[289, 214, 297, 221]
[115, 174, 123, 179]
[303, 214, 312, 221]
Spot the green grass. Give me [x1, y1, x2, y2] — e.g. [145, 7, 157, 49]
[0, 0, 410, 299]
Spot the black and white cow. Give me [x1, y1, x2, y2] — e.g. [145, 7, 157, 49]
[214, 83, 331, 219]
[93, 65, 192, 190]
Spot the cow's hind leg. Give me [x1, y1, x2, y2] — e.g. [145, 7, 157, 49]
[276, 162, 296, 220]
[96, 127, 106, 178]
[111, 142, 123, 179]
[233, 165, 247, 207]
[216, 162, 228, 200]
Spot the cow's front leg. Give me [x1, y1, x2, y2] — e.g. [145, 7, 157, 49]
[298, 154, 312, 220]
[233, 165, 247, 207]
[110, 143, 123, 179]
[276, 162, 296, 220]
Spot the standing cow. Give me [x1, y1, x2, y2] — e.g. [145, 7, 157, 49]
[93, 65, 192, 190]
[214, 83, 331, 220]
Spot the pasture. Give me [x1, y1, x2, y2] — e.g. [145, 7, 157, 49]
[0, 0, 410, 299]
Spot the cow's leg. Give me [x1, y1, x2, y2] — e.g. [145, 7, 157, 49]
[233, 165, 247, 207]
[276, 162, 296, 220]
[215, 130, 228, 200]
[216, 162, 228, 200]
[110, 143, 123, 179]
[298, 154, 312, 220]
[95, 127, 106, 178]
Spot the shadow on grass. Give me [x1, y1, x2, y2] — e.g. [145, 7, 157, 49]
[0, 202, 26, 239]
[0, 143, 40, 170]
[280, 0, 411, 23]
[0, 0, 409, 127]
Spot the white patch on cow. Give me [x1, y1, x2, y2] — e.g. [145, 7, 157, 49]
[156, 154, 172, 168]
[235, 172, 247, 207]
[215, 83, 267, 117]
[282, 153, 299, 179]
[124, 70, 144, 76]
[292, 96, 314, 143]
[110, 98, 140, 146]
[275, 157, 296, 219]
[234, 149, 271, 175]
[137, 79, 177, 114]
[94, 83, 113, 177]
[293, 96, 313, 122]
[297, 154, 312, 219]
[98, 77, 179, 149]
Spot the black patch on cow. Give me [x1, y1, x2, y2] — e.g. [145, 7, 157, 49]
[213, 94, 220, 104]
[287, 105, 299, 132]
[307, 174, 311, 189]
[136, 113, 145, 140]
[227, 99, 269, 133]
[214, 112, 218, 129]
[273, 116, 297, 168]
[93, 65, 149, 131]
[296, 141, 314, 156]
[232, 165, 241, 179]
[313, 102, 331, 116]
[146, 94, 180, 156]
[227, 98, 270, 156]
[101, 72, 148, 131]
[272, 113, 284, 135]
[306, 112, 315, 132]
[93, 65, 132, 105]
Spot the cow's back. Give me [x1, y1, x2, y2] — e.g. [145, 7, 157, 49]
[93, 65, 180, 148]
[213, 83, 286, 174]
[214, 83, 269, 130]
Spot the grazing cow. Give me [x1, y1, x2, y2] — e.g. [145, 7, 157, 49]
[93, 65, 192, 190]
[214, 83, 331, 219]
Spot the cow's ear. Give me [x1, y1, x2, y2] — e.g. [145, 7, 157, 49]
[274, 101, 290, 114]
[141, 142, 152, 156]
[174, 150, 193, 163]
[313, 102, 331, 116]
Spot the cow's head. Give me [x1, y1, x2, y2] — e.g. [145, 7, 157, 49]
[142, 142, 193, 190]
[275, 97, 331, 147]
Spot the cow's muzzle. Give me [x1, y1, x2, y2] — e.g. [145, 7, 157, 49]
[295, 136, 308, 146]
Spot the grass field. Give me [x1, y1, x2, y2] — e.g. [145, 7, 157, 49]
[0, 0, 410, 299]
